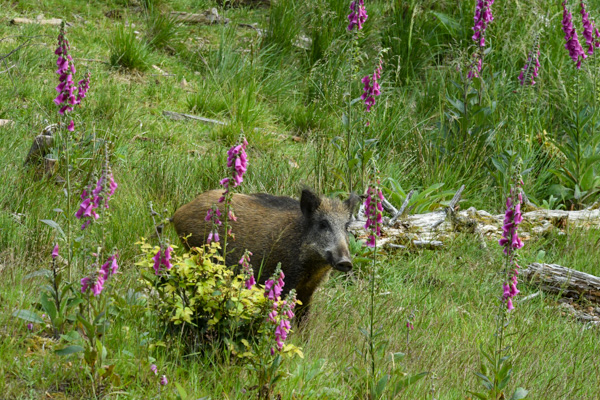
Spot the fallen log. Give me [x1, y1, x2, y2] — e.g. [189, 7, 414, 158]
[348, 190, 600, 250]
[521, 263, 600, 305]
[217, 0, 270, 7]
[170, 9, 229, 25]
[10, 17, 63, 26]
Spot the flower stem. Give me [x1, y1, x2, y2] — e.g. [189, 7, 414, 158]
[369, 241, 377, 383]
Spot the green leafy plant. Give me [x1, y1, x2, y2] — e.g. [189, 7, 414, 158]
[549, 106, 600, 209]
[13, 243, 81, 339]
[384, 178, 455, 214]
[348, 171, 427, 398]
[469, 165, 528, 400]
[138, 241, 303, 399]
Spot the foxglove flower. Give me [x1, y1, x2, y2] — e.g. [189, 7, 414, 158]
[27, 323, 33, 331]
[563, 1, 587, 68]
[264, 267, 285, 301]
[81, 273, 105, 296]
[468, 0, 494, 80]
[499, 178, 524, 310]
[150, 364, 158, 375]
[361, 60, 382, 112]
[364, 179, 384, 248]
[52, 244, 59, 259]
[347, 0, 368, 31]
[53, 23, 91, 131]
[239, 250, 255, 290]
[160, 375, 168, 386]
[205, 205, 222, 244]
[75, 164, 117, 229]
[472, 0, 495, 47]
[220, 137, 249, 203]
[518, 45, 540, 86]
[100, 253, 119, 280]
[152, 246, 173, 275]
[271, 290, 296, 352]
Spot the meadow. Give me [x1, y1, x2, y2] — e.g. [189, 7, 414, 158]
[1, 0, 600, 398]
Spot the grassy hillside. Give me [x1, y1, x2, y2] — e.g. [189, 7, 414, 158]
[1, 0, 600, 398]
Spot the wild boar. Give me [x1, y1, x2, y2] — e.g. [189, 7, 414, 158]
[172, 189, 360, 315]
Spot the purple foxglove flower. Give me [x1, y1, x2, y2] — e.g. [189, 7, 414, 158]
[27, 323, 33, 331]
[52, 244, 59, 259]
[519, 43, 541, 86]
[245, 275, 256, 290]
[268, 310, 277, 322]
[67, 120, 74, 131]
[160, 375, 168, 386]
[580, 1, 596, 55]
[507, 298, 514, 310]
[472, 0, 494, 48]
[150, 364, 158, 375]
[347, 0, 368, 31]
[563, 1, 587, 68]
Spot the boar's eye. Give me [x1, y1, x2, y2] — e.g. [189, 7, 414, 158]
[319, 220, 330, 231]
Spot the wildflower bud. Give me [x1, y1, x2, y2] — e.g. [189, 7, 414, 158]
[52, 244, 59, 259]
[150, 364, 158, 375]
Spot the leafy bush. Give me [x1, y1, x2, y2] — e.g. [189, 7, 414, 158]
[108, 25, 151, 71]
[137, 240, 303, 398]
[138, 241, 265, 339]
[137, 241, 301, 353]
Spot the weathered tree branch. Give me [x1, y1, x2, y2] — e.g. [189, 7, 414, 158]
[522, 263, 600, 305]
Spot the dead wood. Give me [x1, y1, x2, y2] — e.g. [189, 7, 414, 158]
[521, 263, 600, 305]
[217, 0, 270, 7]
[10, 17, 63, 26]
[162, 110, 226, 126]
[170, 9, 229, 25]
[349, 187, 600, 250]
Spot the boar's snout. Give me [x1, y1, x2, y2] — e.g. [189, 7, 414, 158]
[333, 256, 352, 272]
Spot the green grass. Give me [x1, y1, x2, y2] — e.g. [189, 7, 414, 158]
[2, 0, 600, 398]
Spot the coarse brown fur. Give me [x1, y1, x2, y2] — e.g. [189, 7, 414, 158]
[172, 189, 360, 316]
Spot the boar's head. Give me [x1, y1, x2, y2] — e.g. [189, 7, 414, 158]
[300, 189, 361, 272]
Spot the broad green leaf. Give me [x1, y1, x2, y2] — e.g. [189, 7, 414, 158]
[510, 387, 529, 400]
[13, 309, 44, 324]
[467, 391, 489, 400]
[374, 374, 389, 397]
[24, 269, 52, 280]
[392, 371, 428, 395]
[60, 330, 81, 342]
[175, 382, 189, 399]
[55, 345, 84, 356]
[40, 219, 66, 240]
[40, 292, 57, 322]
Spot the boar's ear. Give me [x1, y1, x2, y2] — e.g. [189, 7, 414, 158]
[344, 192, 361, 214]
[300, 189, 321, 218]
